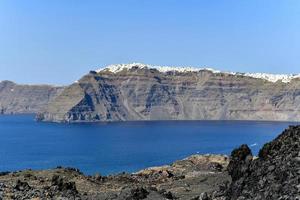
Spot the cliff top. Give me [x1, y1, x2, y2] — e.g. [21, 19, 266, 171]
[96, 63, 300, 83]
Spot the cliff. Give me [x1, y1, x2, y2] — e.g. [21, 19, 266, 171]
[37, 63, 300, 122]
[0, 81, 64, 114]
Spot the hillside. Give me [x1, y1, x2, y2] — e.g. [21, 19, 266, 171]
[37, 63, 300, 122]
[0, 81, 64, 114]
[210, 125, 300, 199]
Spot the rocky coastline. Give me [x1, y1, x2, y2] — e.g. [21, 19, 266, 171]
[0, 154, 230, 200]
[0, 126, 299, 199]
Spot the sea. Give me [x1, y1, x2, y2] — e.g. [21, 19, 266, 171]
[0, 114, 298, 175]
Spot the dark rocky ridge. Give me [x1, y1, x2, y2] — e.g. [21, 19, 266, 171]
[0, 81, 64, 114]
[210, 125, 300, 200]
[37, 65, 300, 122]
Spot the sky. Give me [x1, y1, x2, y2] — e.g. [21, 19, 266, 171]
[0, 0, 300, 85]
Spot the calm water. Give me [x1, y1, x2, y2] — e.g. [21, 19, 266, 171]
[0, 115, 298, 175]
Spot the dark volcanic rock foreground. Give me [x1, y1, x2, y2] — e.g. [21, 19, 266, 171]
[210, 125, 300, 200]
[0, 155, 230, 200]
[0, 126, 299, 199]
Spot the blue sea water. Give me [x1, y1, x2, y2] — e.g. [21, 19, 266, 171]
[0, 114, 298, 175]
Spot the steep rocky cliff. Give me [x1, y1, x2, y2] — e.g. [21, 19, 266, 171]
[0, 81, 64, 114]
[37, 63, 300, 122]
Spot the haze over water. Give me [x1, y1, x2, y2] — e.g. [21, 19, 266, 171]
[0, 115, 298, 175]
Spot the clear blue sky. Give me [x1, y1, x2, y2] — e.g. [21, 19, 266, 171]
[0, 0, 300, 85]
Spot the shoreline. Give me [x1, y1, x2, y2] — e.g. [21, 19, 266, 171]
[0, 125, 299, 199]
[2, 113, 300, 124]
[0, 154, 230, 199]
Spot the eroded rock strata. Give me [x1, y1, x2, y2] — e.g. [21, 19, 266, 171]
[0, 81, 64, 114]
[37, 64, 300, 122]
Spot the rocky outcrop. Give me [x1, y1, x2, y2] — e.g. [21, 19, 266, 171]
[0, 154, 229, 200]
[211, 125, 300, 200]
[0, 81, 64, 114]
[37, 63, 300, 122]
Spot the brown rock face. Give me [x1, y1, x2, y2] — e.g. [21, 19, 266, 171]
[37, 65, 300, 122]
